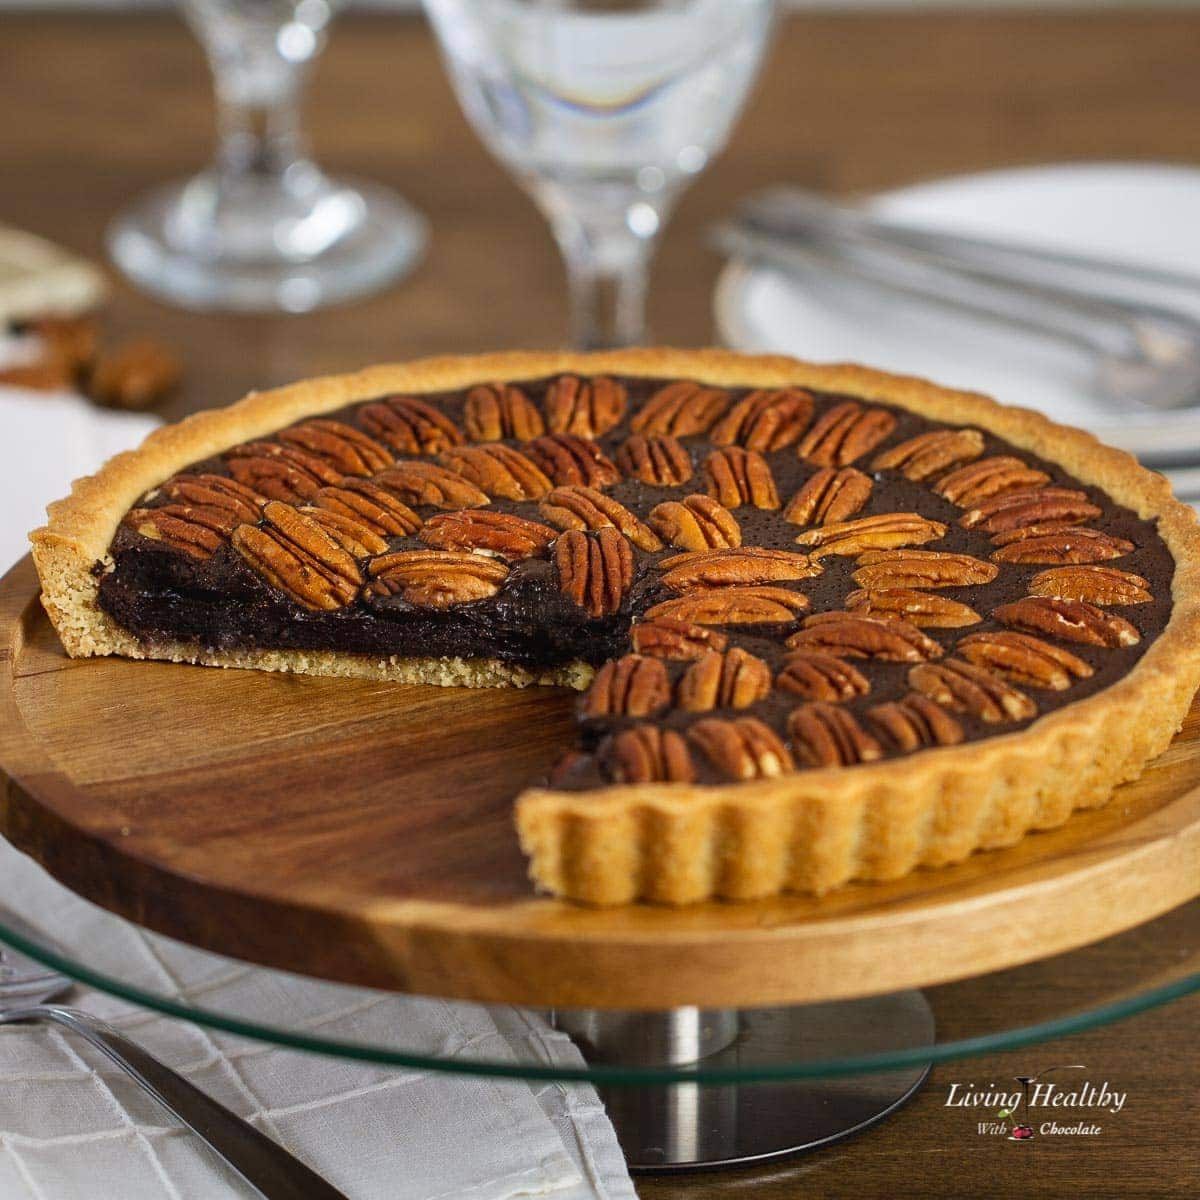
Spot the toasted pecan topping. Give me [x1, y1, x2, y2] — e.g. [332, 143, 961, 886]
[544, 375, 628, 438]
[867, 695, 963, 752]
[960, 486, 1101, 533]
[523, 433, 620, 489]
[1027, 565, 1152, 605]
[658, 547, 819, 592]
[373, 461, 489, 510]
[708, 388, 814, 451]
[604, 726, 695, 784]
[225, 441, 343, 502]
[846, 587, 982, 628]
[993, 596, 1140, 647]
[297, 507, 389, 557]
[419, 510, 557, 560]
[794, 512, 946, 559]
[359, 396, 464, 455]
[439, 444, 553, 501]
[582, 654, 670, 718]
[312, 480, 422, 535]
[788, 703, 882, 767]
[688, 717, 794, 780]
[540, 485, 663, 552]
[909, 659, 1036, 723]
[796, 401, 896, 467]
[783, 467, 872, 528]
[555, 528, 634, 617]
[956, 631, 1093, 690]
[676, 648, 772, 712]
[464, 383, 544, 441]
[645, 586, 809, 627]
[629, 619, 729, 661]
[630, 380, 731, 437]
[158, 473, 263, 523]
[776, 649, 870, 702]
[702, 446, 781, 510]
[934, 456, 1050, 506]
[989, 526, 1134, 564]
[125, 505, 228, 560]
[649, 494, 741, 552]
[851, 549, 997, 589]
[615, 434, 693, 487]
[277, 419, 393, 476]
[366, 549, 509, 608]
[787, 611, 943, 661]
[872, 428, 984, 480]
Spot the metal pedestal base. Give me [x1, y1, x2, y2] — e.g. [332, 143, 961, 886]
[554, 993, 934, 1173]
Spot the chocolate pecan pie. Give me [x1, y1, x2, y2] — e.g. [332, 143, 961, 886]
[31, 350, 1200, 904]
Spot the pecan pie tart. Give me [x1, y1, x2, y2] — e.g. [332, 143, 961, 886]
[31, 350, 1200, 904]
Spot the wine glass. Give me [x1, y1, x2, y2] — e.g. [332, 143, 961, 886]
[107, 0, 427, 313]
[423, 0, 776, 349]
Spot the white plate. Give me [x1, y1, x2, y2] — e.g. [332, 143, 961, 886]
[715, 162, 1200, 464]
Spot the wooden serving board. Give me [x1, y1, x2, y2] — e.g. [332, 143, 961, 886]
[2, 556, 1198, 1010]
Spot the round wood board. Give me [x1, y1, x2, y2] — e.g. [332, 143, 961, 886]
[2, 557, 1199, 1010]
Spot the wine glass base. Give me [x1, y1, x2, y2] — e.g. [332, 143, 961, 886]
[107, 177, 427, 314]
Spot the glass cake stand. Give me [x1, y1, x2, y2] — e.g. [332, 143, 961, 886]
[1, 852, 1195, 1174]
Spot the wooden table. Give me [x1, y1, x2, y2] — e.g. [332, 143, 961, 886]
[3, 9, 1198, 1197]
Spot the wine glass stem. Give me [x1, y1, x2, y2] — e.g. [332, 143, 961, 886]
[216, 91, 305, 189]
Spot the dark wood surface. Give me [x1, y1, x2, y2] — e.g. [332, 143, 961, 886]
[3, 9, 1199, 1196]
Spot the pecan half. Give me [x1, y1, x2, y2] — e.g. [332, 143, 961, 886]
[1027, 565, 1153, 606]
[959, 486, 1101, 533]
[359, 396, 464, 455]
[630, 380, 731, 437]
[648, 494, 741, 552]
[788, 703, 882, 767]
[688, 717, 794, 780]
[312, 480, 423, 535]
[297, 507, 389, 557]
[540, 485, 663, 552]
[990, 526, 1134, 565]
[851, 549, 997, 589]
[629, 618, 729, 660]
[956, 631, 1093, 690]
[702, 446, 781, 510]
[463, 383, 544, 441]
[225, 441, 343, 502]
[845, 587, 981, 628]
[934, 456, 1050, 506]
[124, 506, 228, 560]
[993, 596, 1140, 647]
[796, 401, 896, 467]
[543, 374, 627, 438]
[439, 444, 552, 501]
[794, 512, 946, 559]
[708, 387, 814, 451]
[555, 528, 634, 617]
[909, 659, 1036, 722]
[872, 428, 984, 480]
[419, 510, 557, 560]
[373, 462, 489, 510]
[366, 549, 509, 608]
[645, 586, 809, 626]
[867, 695, 964, 752]
[776, 649, 870, 702]
[582, 654, 670, 718]
[615, 434, 693, 487]
[787, 612, 943, 661]
[676, 648, 772, 712]
[158, 473, 263, 523]
[603, 726, 695, 784]
[783, 467, 872, 527]
[658, 547, 819, 592]
[233, 503, 363, 610]
[523, 433, 620, 489]
[277, 419, 393, 476]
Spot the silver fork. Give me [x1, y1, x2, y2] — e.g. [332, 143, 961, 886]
[0, 928, 349, 1200]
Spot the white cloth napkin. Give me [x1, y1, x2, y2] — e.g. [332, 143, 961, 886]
[0, 370, 635, 1199]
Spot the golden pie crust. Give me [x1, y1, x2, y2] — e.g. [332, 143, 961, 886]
[30, 349, 1200, 905]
